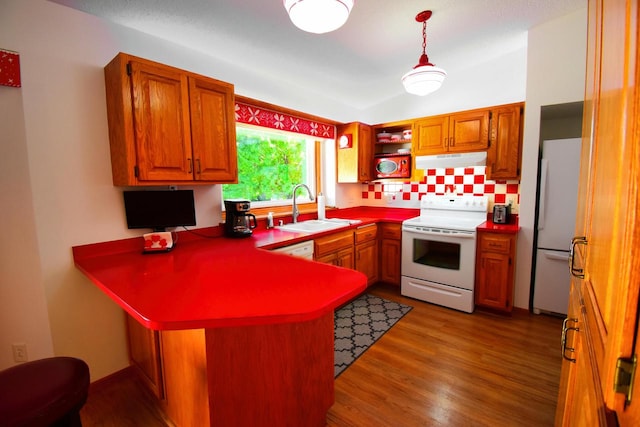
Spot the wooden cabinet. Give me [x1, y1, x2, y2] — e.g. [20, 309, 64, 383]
[336, 122, 373, 183]
[474, 231, 517, 313]
[413, 109, 490, 156]
[126, 314, 164, 399]
[379, 223, 402, 286]
[486, 103, 524, 180]
[104, 52, 237, 186]
[556, 0, 640, 424]
[314, 229, 354, 268]
[354, 224, 378, 285]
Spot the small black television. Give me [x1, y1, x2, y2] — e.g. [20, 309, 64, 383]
[123, 190, 196, 232]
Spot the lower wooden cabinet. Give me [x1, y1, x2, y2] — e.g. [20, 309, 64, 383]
[354, 224, 378, 285]
[126, 314, 164, 399]
[314, 229, 354, 268]
[474, 231, 517, 312]
[379, 223, 402, 286]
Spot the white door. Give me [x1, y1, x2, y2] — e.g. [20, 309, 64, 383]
[537, 138, 581, 251]
[533, 249, 571, 315]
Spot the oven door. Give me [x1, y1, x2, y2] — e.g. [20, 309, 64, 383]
[401, 226, 477, 291]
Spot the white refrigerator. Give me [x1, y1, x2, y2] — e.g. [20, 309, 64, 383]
[533, 138, 582, 315]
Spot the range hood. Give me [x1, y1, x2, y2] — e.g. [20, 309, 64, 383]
[415, 152, 487, 169]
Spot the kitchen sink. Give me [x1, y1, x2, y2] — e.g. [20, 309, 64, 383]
[277, 219, 352, 234]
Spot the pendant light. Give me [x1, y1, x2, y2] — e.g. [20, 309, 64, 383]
[283, 0, 354, 34]
[402, 10, 447, 96]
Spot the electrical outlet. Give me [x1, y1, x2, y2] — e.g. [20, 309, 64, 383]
[12, 343, 28, 362]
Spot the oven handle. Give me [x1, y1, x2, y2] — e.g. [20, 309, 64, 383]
[402, 227, 476, 238]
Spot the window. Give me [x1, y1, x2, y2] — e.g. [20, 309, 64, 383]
[222, 125, 319, 212]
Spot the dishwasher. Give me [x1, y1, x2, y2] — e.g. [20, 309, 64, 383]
[270, 240, 314, 260]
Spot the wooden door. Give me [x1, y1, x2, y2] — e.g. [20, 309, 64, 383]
[487, 103, 523, 180]
[188, 76, 237, 182]
[126, 315, 164, 399]
[413, 115, 449, 155]
[556, 0, 640, 424]
[355, 240, 378, 285]
[357, 123, 373, 182]
[447, 109, 490, 152]
[129, 60, 193, 181]
[379, 238, 401, 285]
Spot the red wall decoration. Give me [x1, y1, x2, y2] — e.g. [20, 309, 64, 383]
[235, 101, 335, 139]
[0, 49, 21, 88]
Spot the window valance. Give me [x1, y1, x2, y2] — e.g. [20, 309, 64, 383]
[235, 101, 336, 139]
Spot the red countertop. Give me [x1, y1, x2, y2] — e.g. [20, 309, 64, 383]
[72, 207, 419, 331]
[477, 214, 520, 234]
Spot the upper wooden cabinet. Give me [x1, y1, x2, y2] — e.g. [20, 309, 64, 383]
[413, 109, 490, 156]
[486, 103, 524, 180]
[104, 53, 237, 186]
[336, 122, 373, 183]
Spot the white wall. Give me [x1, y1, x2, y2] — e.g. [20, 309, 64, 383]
[0, 0, 587, 379]
[515, 8, 588, 309]
[0, 80, 54, 368]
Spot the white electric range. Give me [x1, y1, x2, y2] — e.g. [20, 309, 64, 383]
[401, 194, 488, 313]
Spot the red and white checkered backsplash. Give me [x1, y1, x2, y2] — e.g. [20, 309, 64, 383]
[361, 166, 520, 208]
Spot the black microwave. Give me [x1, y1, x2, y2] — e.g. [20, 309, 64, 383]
[374, 154, 411, 179]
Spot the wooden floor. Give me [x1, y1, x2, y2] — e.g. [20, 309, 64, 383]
[80, 283, 563, 427]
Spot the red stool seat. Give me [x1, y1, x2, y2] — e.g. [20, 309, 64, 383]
[0, 357, 90, 427]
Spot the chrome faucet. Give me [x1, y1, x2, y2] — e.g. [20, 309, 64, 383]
[292, 183, 313, 223]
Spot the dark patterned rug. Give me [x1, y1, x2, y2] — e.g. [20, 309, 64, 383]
[334, 293, 413, 377]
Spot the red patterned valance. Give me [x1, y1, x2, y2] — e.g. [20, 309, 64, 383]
[235, 102, 335, 139]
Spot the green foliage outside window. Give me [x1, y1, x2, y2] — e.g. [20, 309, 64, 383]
[222, 127, 314, 203]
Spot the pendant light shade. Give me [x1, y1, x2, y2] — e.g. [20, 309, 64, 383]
[284, 0, 354, 34]
[402, 10, 446, 96]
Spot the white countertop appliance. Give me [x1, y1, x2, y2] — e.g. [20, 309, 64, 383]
[401, 195, 488, 313]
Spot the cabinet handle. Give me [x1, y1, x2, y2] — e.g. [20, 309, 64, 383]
[444, 138, 448, 147]
[196, 158, 202, 174]
[561, 317, 579, 363]
[569, 236, 588, 278]
[449, 137, 455, 147]
[187, 158, 193, 174]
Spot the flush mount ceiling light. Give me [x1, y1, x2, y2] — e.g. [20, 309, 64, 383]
[283, 0, 354, 34]
[402, 10, 447, 96]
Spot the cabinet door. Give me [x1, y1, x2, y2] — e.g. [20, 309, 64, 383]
[315, 253, 338, 266]
[189, 76, 238, 182]
[487, 104, 523, 180]
[555, 279, 610, 426]
[413, 115, 449, 155]
[448, 110, 490, 152]
[357, 124, 373, 182]
[380, 238, 401, 286]
[336, 122, 372, 183]
[475, 251, 511, 310]
[355, 240, 378, 285]
[129, 60, 193, 182]
[336, 247, 355, 270]
[126, 315, 164, 399]
[475, 232, 515, 312]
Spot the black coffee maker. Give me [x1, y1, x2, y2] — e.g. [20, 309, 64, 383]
[224, 199, 257, 237]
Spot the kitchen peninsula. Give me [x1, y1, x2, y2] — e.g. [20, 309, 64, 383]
[73, 233, 367, 427]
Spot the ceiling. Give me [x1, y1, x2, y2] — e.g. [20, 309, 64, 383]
[50, 0, 587, 110]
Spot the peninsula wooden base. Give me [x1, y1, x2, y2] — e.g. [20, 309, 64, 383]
[159, 312, 335, 427]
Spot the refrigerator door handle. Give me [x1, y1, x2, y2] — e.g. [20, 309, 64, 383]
[544, 251, 570, 262]
[538, 159, 549, 231]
